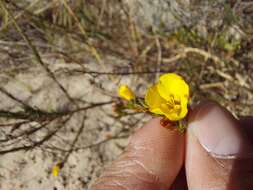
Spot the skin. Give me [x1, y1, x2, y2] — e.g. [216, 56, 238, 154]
[90, 101, 253, 190]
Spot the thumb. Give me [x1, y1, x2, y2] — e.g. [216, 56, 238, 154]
[91, 118, 185, 190]
[186, 101, 253, 190]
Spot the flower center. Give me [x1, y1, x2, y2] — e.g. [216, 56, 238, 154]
[161, 96, 182, 115]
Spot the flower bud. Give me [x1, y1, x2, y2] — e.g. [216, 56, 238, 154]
[118, 85, 135, 101]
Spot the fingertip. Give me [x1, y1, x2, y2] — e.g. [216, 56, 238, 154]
[129, 117, 183, 147]
[128, 117, 185, 186]
[91, 117, 185, 190]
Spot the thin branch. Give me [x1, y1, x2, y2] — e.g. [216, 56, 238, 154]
[64, 69, 173, 76]
[183, 47, 224, 64]
[45, 130, 128, 153]
[0, 101, 113, 120]
[0, 87, 37, 111]
[0, 1, 77, 107]
[0, 115, 71, 155]
[155, 37, 162, 81]
[0, 118, 57, 143]
[0, 121, 30, 128]
[62, 113, 86, 165]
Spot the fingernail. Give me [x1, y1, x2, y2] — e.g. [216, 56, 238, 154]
[189, 101, 252, 158]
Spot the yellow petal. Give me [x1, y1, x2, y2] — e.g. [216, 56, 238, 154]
[145, 85, 166, 115]
[179, 104, 188, 119]
[165, 112, 182, 121]
[118, 85, 135, 101]
[174, 98, 188, 120]
[144, 73, 190, 121]
[157, 73, 189, 101]
[52, 164, 60, 177]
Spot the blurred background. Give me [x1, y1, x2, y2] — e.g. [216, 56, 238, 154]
[0, 0, 252, 189]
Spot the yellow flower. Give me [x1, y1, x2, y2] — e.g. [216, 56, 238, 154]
[118, 85, 135, 101]
[52, 164, 60, 177]
[145, 73, 189, 121]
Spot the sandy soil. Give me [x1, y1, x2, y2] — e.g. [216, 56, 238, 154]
[0, 56, 149, 190]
